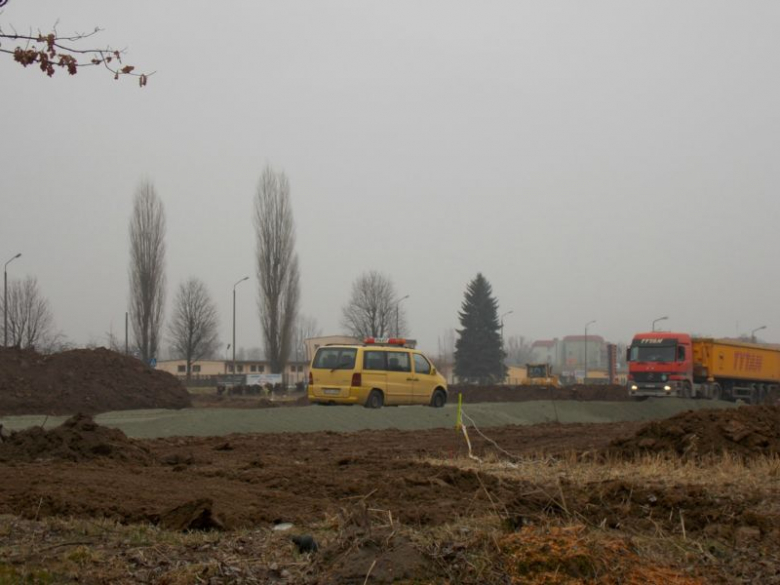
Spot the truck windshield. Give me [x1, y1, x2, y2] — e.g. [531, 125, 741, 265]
[629, 345, 677, 363]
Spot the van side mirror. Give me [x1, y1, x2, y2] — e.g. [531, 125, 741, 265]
[431, 367, 436, 375]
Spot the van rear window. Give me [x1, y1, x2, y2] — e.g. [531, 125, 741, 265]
[313, 348, 357, 370]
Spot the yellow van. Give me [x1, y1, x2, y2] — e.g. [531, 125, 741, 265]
[307, 338, 448, 408]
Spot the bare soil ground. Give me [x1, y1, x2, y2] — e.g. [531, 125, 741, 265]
[1, 406, 778, 583]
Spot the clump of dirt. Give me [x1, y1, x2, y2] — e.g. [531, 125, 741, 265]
[0, 413, 152, 464]
[0, 346, 190, 415]
[315, 502, 432, 584]
[454, 384, 630, 403]
[606, 405, 780, 458]
[498, 525, 705, 584]
[156, 498, 225, 531]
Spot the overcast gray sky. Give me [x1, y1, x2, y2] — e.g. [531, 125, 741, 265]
[2, 1, 779, 356]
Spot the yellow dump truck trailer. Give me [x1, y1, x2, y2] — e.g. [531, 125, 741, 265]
[628, 332, 780, 402]
[692, 338, 780, 399]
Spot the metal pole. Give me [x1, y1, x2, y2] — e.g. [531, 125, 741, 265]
[3, 268, 6, 348]
[232, 286, 236, 374]
[750, 325, 766, 343]
[500, 310, 513, 347]
[125, 312, 129, 355]
[652, 316, 668, 332]
[232, 276, 249, 378]
[4, 253, 22, 347]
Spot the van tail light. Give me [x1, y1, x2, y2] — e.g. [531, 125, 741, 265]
[308, 372, 313, 385]
[351, 373, 362, 387]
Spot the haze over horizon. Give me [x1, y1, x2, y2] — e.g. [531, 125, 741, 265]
[2, 1, 779, 357]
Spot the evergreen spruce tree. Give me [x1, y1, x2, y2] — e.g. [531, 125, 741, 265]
[454, 273, 507, 385]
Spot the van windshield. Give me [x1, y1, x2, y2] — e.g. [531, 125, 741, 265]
[313, 347, 357, 370]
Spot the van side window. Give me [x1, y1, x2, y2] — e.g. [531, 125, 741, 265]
[387, 352, 411, 372]
[413, 354, 431, 375]
[364, 351, 386, 371]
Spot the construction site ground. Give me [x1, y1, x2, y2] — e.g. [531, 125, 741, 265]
[1, 404, 779, 584]
[1, 349, 778, 583]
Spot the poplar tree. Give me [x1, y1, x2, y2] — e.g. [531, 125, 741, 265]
[454, 273, 507, 385]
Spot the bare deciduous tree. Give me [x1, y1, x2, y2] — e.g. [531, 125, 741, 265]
[0, 24, 151, 85]
[254, 165, 300, 374]
[129, 180, 166, 364]
[341, 271, 407, 339]
[168, 278, 220, 381]
[2, 275, 58, 351]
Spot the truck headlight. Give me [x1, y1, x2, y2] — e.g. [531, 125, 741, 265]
[664, 385, 671, 391]
[631, 385, 638, 391]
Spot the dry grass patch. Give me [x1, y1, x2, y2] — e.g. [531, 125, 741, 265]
[425, 451, 780, 496]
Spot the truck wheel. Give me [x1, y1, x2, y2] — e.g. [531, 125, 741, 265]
[711, 384, 722, 400]
[430, 389, 447, 408]
[364, 390, 384, 409]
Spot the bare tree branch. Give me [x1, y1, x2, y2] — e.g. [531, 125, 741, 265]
[0, 23, 153, 86]
[254, 165, 301, 375]
[128, 180, 166, 363]
[291, 314, 322, 363]
[341, 271, 407, 339]
[168, 278, 220, 381]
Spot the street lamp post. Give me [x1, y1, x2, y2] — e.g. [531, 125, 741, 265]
[232, 276, 249, 377]
[4, 253, 21, 347]
[500, 310, 514, 346]
[395, 294, 409, 337]
[652, 316, 669, 332]
[584, 320, 596, 383]
[751, 325, 767, 343]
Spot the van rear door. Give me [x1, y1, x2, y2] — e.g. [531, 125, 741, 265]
[311, 347, 357, 398]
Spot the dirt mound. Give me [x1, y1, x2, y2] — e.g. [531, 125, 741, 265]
[0, 413, 152, 464]
[0, 346, 190, 415]
[607, 405, 780, 458]
[454, 384, 630, 403]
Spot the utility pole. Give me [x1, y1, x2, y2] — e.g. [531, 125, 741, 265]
[232, 276, 249, 378]
[4, 253, 22, 347]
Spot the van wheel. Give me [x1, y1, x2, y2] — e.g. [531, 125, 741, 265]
[430, 389, 447, 408]
[365, 390, 384, 409]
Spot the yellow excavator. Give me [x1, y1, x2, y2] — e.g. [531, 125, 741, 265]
[522, 363, 560, 387]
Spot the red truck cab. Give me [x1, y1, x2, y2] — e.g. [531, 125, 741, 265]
[627, 332, 694, 398]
